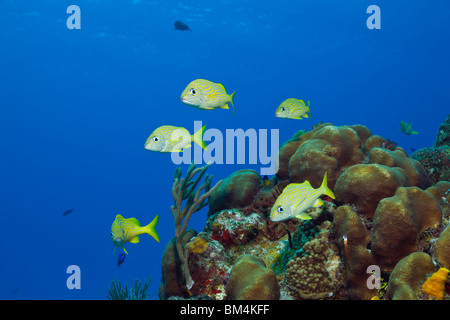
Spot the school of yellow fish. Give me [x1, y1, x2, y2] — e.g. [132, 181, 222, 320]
[111, 77, 317, 255]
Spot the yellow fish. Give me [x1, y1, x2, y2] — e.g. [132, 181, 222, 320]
[180, 79, 236, 115]
[144, 125, 207, 152]
[111, 214, 160, 254]
[270, 172, 335, 222]
[275, 98, 311, 120]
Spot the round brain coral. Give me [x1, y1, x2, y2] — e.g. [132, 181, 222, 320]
[334, 164, 411, 218]
[226, 254, 280, 300]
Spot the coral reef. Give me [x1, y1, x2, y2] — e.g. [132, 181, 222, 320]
[386, 252, 435, 300]
[285, 234, 339, 299]
[158, 117, 450, 300]
[371, 187, 442, 272]
[226, 254, 280, 300]
[159, 229, 197, 299]
[435, 113, 450, 148]
[411, 146, 450, 184]
[171, 162, 222, 290]
[334, 164, 410, 218]
[107, 277, 151, 300]
[207, 170, 260, 216]
[434, 225, 450, 269]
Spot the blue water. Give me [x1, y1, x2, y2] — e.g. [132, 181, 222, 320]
[1, 0, 449, 300]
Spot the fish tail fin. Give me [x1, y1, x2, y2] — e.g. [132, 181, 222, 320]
[145, 215, 160, 243]
[321, 171, 335, 199]
[230, 91, 236, 115]
[412, 131, 419, 134]
[192, 125, 207, 150]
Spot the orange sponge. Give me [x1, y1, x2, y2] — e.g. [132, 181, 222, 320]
[422, 267, 449, 300]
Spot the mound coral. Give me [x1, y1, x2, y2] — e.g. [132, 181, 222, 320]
[332, 205, 377, 300]
[334, 164, 410, 218]
[368, 147, 431, 188]
[371, 187, 442, 272]
[434, 226, 450, 269]
[287, 124, 363, 190]
[386, 252, 435, 300]
[226, 254, 280, 300]
[422, 267, 449, 300]
[207, 169, 261, 217]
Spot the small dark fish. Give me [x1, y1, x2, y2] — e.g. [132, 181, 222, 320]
[117, 253, 126, 269]
[63, 208, 75, 216]
[174, 20, 192, 32]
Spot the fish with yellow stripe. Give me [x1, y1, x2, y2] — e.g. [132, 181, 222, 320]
[180, 79, 236, 115]
[111, 214, 160, 254]
[270, 172, 335, 221]
[275, 98, 311, 120]
[144, 125, 207, 152]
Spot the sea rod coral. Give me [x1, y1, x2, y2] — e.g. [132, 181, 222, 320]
[170, 162, 222, 290]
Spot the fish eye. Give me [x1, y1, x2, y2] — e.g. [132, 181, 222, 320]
[110, 231, 113, 237]
[277, 206, 284, 213]
[281, 107, 285, 111]
[190, 88, 196, 95]
[152, 136, 159, 142]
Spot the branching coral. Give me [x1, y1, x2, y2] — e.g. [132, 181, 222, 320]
[171, 162, 223, 290]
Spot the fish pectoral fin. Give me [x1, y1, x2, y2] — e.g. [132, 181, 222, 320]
[296, 213, 312, 220]
[122, 246, 128, 255]
[129, 235, 140, 243]
[313, 199, 324, 207]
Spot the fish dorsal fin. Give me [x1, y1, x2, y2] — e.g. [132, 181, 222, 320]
[282, 183, 301, 193]
[126, 217, 141, 226]
[299, 180, 313, 189]
[216, 83, 226, 92]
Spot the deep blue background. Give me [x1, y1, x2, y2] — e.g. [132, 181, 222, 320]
[0, 0, 449, 299]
